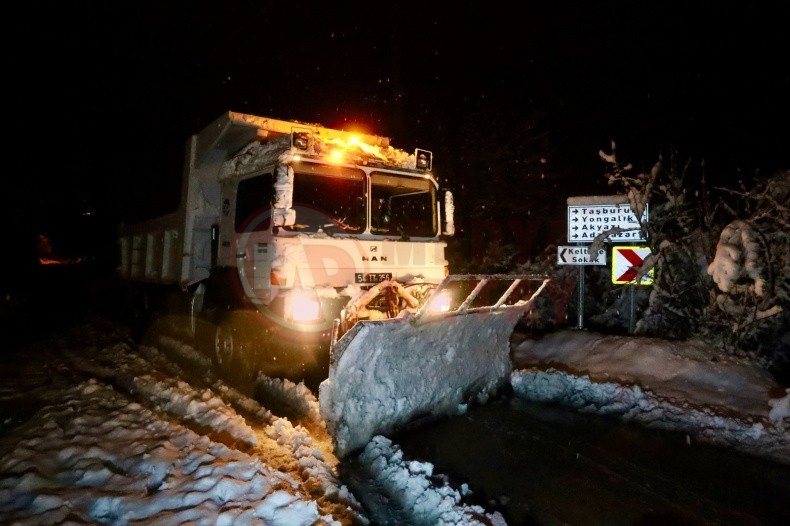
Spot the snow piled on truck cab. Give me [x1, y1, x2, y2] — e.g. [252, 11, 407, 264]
[219, 135, 293, 178]
[316, 135, 417, 168]
[218, 120, 420, 178]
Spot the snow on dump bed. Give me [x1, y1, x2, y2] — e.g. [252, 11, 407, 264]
[319, 308, 526, 458]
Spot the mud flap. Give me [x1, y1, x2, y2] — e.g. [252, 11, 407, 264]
[319, 275, 549, 458]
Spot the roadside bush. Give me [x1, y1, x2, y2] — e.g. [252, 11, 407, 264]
[597, 144, 788, 379]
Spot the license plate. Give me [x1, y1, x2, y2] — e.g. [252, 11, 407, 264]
[355, 272, 392, 284]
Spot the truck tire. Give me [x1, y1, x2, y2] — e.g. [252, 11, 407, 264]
[213, 322, 234, 371]
[213, 314, 257, 394]
[188, 283, 206, 339]
[128, 286, 155, 342]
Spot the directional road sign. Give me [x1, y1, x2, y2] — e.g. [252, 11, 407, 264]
[567, 203, 648, 242]
[612, 246, 654, 285]
[557, 246, 607, 266]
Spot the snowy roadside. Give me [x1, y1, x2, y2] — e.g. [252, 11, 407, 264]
[0, 319, 506, 526]
[0, 323, 365, 525]
[510, 330, 790, 466]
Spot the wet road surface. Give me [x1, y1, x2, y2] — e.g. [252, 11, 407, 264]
[392, 395, 790, 526]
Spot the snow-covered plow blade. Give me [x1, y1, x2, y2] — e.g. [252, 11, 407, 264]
[319, 275, 550, 457]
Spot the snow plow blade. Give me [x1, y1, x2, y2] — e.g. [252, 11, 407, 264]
[319, 275, 550, 458]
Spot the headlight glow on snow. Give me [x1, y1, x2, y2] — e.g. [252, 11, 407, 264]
[288, 291, 322, 322]
[427, 290, 452, 313]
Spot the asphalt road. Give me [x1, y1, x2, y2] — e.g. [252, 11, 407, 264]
[390, 395, 790, 526]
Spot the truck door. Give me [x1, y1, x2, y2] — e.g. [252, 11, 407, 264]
[218, 179, 237, 268]
[227, 173, 275, 300]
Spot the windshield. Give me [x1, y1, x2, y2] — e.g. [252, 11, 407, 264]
[287, 162, 366, 233]
[286, 162, 437, 237]
[371, 173, 436, 237]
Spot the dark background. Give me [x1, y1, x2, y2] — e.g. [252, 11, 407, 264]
[4, 1, 788, 279]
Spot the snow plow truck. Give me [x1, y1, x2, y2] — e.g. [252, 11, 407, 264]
[118, 112, 551, 454]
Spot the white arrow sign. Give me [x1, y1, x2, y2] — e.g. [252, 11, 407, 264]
[557, 246, 607, 266]
[567, 203, 648, 242]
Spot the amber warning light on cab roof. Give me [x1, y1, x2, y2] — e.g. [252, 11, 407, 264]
[290, 129, 432, 171]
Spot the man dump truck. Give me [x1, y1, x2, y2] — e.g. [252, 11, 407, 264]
[118, 112, 551, 454]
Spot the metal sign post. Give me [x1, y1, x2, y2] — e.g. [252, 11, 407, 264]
[577, 263, 585, 329]
[610, 246, 655, 334]
[556, 244, 606, 331]
[565, 195, 650, 331]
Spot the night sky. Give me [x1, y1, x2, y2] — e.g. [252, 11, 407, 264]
[7, 1, 789, 270]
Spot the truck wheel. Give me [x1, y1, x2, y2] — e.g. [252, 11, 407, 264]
[128, 287, 153, 342]
[188, 283, 206, 339]
[214, 322, 236, 373]
[213, 315, 257, 394]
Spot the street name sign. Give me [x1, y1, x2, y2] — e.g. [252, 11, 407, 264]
[612, 246, 654, 285]
[557, 246, 607, 265]
[567, 201, 648, 243]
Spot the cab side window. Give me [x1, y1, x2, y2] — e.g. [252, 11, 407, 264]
[235, 173, 274, 232]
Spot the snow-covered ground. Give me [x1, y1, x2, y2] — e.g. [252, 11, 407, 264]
[1, 315, 788, 525]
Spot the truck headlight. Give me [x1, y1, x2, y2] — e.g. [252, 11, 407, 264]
[287, 291, 322, 322]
